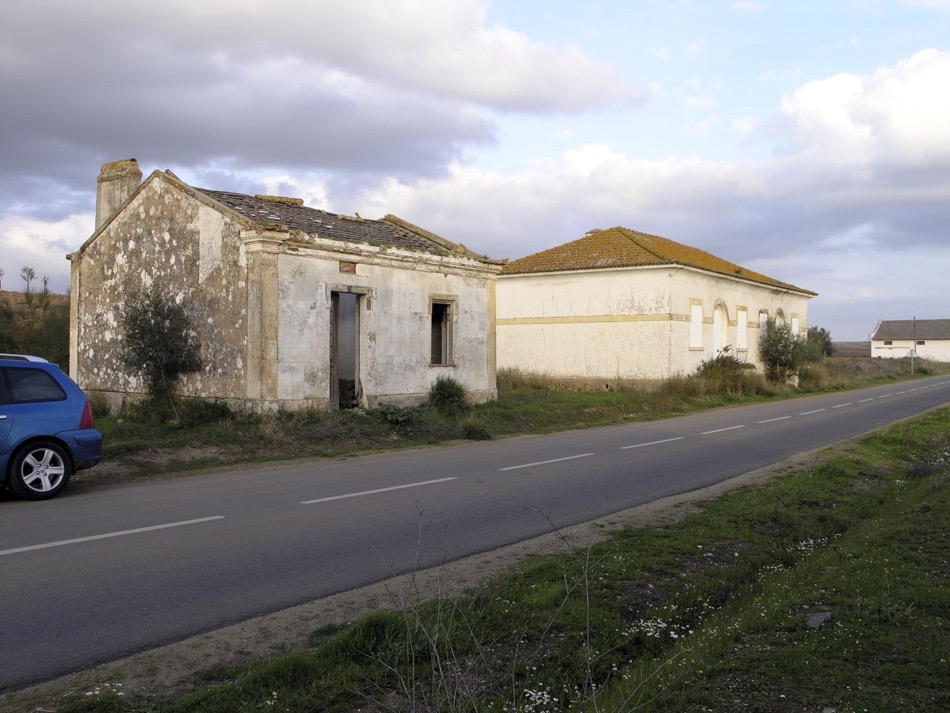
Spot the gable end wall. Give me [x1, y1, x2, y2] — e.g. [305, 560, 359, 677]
[70, 178, 249, 405]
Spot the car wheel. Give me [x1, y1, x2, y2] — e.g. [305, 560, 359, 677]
[9, 441, 72, 500]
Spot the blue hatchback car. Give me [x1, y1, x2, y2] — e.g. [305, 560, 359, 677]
[0, 355, 103, 500]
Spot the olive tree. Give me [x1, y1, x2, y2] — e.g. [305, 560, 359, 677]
[120, 285, 202, 399]
[758, 317, 804, 382]
[804, 325, 834, 360]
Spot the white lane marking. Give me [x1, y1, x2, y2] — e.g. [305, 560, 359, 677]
[499, 453, 594, 472]
[0, 517, 225, 557]
[801, 409, 826, 415]
[877, 394, 892, 398]
[896, 391, 907, 395]
[832, 403, 853, 409]
[302, 477, 457, 504]
[908, 388, 919, 392]
[701, 425, 746, 435]
[621, 437, 684, 450]
[857, 398, 874, 403]
[757, 416, 791, 424]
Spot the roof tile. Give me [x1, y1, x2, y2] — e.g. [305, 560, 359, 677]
[194, 188, 496, 262]
[872, 319, 950, 341]
[500, 227, 815, 294]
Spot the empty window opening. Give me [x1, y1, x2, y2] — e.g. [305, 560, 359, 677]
[431, 301, 454, 365]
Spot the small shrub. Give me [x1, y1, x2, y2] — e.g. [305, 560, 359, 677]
[798, 362, 831, 390]
[120, 285, 202, 399]
[87, 392, 112, 419]
[376, 403, 419, 429]
[694, 347, 758, 394]
[428, 376, 470, 415]
[177, 399, 235, 427]
[463, 422, 492, 440]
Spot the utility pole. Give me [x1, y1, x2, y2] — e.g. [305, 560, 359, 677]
[911, 315, 916, 375]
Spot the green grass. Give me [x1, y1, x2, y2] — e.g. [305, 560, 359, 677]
[82, 357, 949, 487]
[42, 406, 950, 713]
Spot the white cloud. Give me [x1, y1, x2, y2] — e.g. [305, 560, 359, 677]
[0, 213, 90, 293]
[2, 0, 641, 114]
[686, 40, 708, 56]
[733, 116, 760, 136]
[1, 2, 948, 342]
[820, 223, 878, 248]
[684, 93, 719, 111]
[775, 49, 950, 172]
[682, 118, 718, 137]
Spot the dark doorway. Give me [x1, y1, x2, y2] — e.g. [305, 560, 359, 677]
[330, 291, 360, 408]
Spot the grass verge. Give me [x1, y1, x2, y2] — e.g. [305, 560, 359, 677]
[82, 357, 949, 488]
[40, 406, 950, 713]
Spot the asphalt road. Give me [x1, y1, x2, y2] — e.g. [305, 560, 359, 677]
[1, 375, 948, 691]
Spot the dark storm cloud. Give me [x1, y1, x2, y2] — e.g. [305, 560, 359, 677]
[0, 0, 637, 220]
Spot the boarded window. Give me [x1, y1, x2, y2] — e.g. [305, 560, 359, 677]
[431, 301, 454, 365]
[689, 303, 703, 349]
[736, 309, 748, 350]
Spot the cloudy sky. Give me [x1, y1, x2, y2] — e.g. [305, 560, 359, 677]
[2, 0, 948, 340]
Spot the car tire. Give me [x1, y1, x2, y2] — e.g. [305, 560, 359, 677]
[9, 441, 72, 500]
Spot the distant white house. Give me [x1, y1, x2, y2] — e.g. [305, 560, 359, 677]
[870, 319, 950, 362]
[496, 227, 816, 382]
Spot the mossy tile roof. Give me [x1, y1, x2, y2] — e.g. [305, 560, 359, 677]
[501, 227, 815, 295]
[194, 188, 497, 262]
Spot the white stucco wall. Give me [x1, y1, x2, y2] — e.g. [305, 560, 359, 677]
[496, 265, 812, 381]
[274, 241, 500, 408]
[871, 340, 950, 362]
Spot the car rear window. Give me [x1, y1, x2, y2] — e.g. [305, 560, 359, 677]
[0, 367, 67, 404]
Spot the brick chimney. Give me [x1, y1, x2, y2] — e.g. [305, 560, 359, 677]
[96, 158, 142, 231]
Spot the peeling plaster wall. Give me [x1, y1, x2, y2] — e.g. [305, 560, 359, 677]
[275, 244, 499, 408]
[496, 267, 811, 380]
[71, 174, 500, 411]
[71, 178, 249, 405]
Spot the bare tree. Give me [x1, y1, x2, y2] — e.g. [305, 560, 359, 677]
[20, 266, 36, 295]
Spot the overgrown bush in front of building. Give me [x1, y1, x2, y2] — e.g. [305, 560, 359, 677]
[427, 375, 470, 415]
[123, 396, 233, 428]
[693, 346, 760, 395]
[376, 403, 420, 429]
[759, 317, 805, 382]
[119, 285, 202, 400]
